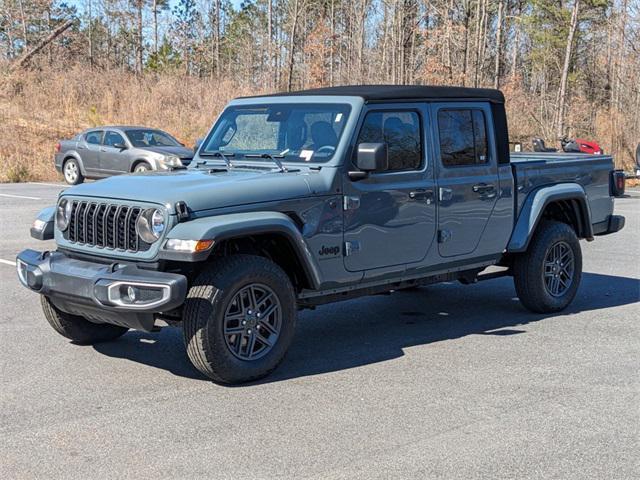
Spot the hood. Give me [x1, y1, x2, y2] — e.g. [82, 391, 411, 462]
[64, 167, 330, 213]
[142, 145, 194, 159]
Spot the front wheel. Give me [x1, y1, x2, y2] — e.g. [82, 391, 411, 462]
[133, 161, 152, 173]
[182, 255, 296, 384]
[513, 221, 582, 313]
[41, 296, 128, 344]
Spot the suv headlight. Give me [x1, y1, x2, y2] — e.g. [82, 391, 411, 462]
[56, 198, 73, 231]
[136, 208, 165, 243]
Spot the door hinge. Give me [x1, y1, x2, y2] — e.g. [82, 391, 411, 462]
[438, 230, 452, 243]
[343, 195, 361, 211]
[344, 241, 361, 256]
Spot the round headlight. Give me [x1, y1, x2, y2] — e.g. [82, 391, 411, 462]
[136, 208, 165, 243]
[56, 199, 73, 231]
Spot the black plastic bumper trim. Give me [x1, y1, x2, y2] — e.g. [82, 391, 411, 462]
[16, 249, 188, 331]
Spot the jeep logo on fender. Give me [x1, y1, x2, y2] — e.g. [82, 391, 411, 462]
[318, 245, 341, 257]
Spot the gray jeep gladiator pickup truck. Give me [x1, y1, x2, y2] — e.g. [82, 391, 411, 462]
[17, 85, 626, 384]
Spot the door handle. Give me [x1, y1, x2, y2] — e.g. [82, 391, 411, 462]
[409, 189, 434, 203]
[472, 183, 495, 193]
[439, 187, 453, 202]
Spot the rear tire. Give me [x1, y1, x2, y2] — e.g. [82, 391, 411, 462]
[182, 255, 296, 384]
[41, 296, 128, 344]
[63, 158, 84, 185]
[513, 221, 582, 313]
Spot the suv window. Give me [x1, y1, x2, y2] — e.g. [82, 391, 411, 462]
[438, 109, 488, 166]
[104, 131, 125, 147]
[85, 131, 103, 145]
[357, 111, 422, 171]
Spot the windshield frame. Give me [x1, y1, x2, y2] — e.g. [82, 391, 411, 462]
[193, 96, 364, 168]
[125, 129, 182, 148]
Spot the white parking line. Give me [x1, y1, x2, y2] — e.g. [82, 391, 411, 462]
[0, 259, 16, 266]
[27, 182, 67, 188]
[0, 193, 42, 200]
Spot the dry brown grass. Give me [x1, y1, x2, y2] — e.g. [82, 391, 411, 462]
[0, 66, 637, 182]
[0, 67, 261, 182]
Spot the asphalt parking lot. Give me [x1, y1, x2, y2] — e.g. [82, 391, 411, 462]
[0, 182, 638, 479]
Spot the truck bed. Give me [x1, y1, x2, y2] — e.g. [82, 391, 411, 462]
[510, 152, 614, 226]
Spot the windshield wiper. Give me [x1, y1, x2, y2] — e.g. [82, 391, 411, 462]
[197, 151, 235, 169]
[244, 153, 288, 173]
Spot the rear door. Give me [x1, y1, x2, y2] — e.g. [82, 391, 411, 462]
[343, 104, 437, 271]
[80, 130, 103, 173]
[100, 130, 130, 173]
[432, 103, 498, 258]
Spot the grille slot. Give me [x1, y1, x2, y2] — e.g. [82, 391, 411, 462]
[65, 201, 149, 252]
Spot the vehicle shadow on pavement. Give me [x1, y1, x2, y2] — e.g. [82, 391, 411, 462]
[92, 271, 639, 384]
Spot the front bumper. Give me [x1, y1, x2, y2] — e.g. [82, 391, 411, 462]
[16, 249, 187, 331]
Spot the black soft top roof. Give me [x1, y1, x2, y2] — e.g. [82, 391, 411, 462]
[250, 84, 504, 103]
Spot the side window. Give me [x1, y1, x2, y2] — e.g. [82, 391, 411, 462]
[357, 111, 422, 171]
[104, 131, 125, 147]
[437, 109, 488, 166]
[85, 131, 103, 145]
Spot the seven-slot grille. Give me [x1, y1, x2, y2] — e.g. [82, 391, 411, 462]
[64, 201, 151, 252]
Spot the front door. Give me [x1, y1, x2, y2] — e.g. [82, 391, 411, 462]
[100, 130, 130, 173]
[432, 103, 499, 258]
[343, 104, 436, 272]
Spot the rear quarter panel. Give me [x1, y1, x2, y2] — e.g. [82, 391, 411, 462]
[511, 153, 614, 224]
[55, 139, 80, 171]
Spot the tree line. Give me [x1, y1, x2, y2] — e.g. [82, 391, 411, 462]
[1, 0, 639, 165]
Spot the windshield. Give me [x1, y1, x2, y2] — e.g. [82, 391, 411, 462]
[199, 103, 351, 163]
[126, 129, 181, 148]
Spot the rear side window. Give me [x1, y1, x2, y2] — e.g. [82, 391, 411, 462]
[357, 111, 422, 171]
[85, 131, 103, 145]
[438, 109, 488, 166]
[104, 131, 125, 147]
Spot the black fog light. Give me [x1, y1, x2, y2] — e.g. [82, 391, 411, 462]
[97, 281, 170, 308]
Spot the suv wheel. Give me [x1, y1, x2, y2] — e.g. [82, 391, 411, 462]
[41, 296, 128, 344]
[182, 255, 296, 384]
[513, 221, 582, 313]
[63, 158, 84, 185]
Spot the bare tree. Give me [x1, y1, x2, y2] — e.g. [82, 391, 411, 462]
[556, 0, 580, 139]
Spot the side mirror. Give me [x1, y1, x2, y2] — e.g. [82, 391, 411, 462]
[194, 138, 204, 152]
[350, 143, 388, 180]
[113, 142, 127, 150]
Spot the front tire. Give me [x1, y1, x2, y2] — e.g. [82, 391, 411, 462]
[63, 158, 84, 185]
[513, 221, 582, 313]
[133, 161, 151, 173]
[182, 255, 297, 384]
[41, 296, 128, 344]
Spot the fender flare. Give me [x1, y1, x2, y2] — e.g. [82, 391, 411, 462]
[507, 183, 593, 253]
[31, 206, 56, 240]
[161, 211, 322, 289]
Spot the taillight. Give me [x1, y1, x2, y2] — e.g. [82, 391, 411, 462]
[55, 143, 61, 152]
[611, 170, 625, 197]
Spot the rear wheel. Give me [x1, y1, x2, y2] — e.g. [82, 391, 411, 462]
[513, 221, 582, 313]
[63, 158, 84, 185]
[182, 255, 296, 384]
[41, 296, 128, 344]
